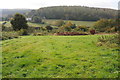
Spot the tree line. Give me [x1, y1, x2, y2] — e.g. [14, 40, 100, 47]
[2, 13, 118, 40]
[27, 6, 117, 21]
[1, 9, 32, 21]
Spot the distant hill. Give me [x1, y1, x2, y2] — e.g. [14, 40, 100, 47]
[0, 9, 33, 17]
[27, 6, 117, 21]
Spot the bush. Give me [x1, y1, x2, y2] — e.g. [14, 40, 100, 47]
[45, 25, 53, 31]
[76, 26, 88, 32]
[2, 25, 6, 31]
[10, 13, 29, 31]
[31, 16, 42, 23]
[105, 27, 116, 33]
[94, 19, 117, 32]
[90, 29, 96, 35]
[32, 31, 48, 36]
[56, 32, 89, 36]
[1, 31, 19, 40]
[18, 29, 28, 36]
[2, 27, 13, 31]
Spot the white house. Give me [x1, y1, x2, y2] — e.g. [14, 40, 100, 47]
[26, 18, 32, 21]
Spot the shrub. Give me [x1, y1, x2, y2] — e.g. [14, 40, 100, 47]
[56, 32, 89, 36]
[32, 31, 48, 36]
[90, 29, 96, 35]
[76, 26, 88, 32]
[18, 29, 28, 36]
[1, 31, 19, 40]
[31, 16, 42, 23]
[45, 25, 53, 31]
[65, 22, 76, 29]
[2, 27, 13, 31]
[26, 27, 35, 34]
[94, 19, 117, 32]
[2, 24, 6, 31]
[10, 13, 29, 31]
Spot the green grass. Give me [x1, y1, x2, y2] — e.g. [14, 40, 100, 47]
[27, 22, 47, 27]
[2, 35, 118, 78]
[0, 19, 95, 27]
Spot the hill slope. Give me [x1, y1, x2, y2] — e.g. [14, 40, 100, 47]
[27, 6, 117, 21]
[2, 35, 118, 78]
[1, 9, 33, 17]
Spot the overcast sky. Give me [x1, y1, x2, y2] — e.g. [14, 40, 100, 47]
[0, 0, 119, 9]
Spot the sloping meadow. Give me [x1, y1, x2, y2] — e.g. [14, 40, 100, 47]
[2, 35, 118, 78]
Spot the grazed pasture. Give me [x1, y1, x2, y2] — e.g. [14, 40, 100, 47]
[2, 35, 118, 78]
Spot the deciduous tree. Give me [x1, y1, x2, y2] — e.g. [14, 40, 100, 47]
[10, 13, 28, 31]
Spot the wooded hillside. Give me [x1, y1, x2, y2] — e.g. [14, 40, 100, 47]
[27, 6, 117, 21]
[1, 9, 32, 17]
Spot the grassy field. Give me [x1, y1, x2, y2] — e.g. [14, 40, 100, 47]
[0, 19, 95, 27]
[2, 35, 118, 78]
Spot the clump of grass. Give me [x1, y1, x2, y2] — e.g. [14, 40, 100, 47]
[97, 34, 119, 48]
